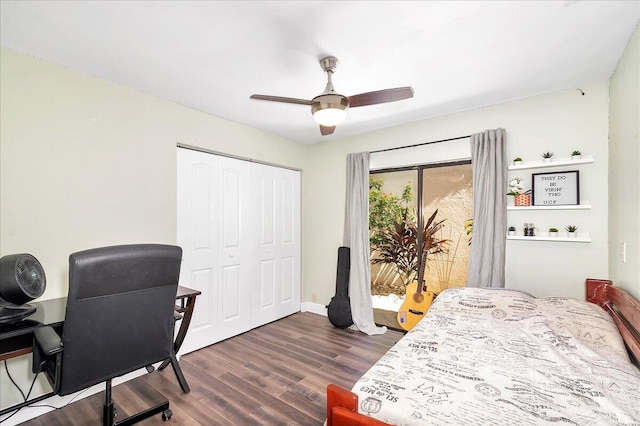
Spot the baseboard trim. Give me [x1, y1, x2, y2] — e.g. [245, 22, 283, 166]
[301, 301, 327, 316]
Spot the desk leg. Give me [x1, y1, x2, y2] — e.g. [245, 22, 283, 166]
[169, 354, 190, 393]
[158, 294, 197, 393]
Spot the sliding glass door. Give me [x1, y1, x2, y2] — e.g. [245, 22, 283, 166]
[369, 161, 472, 317]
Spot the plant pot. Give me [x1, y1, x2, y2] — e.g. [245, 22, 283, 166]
[508, 231, 516, 236]
[513, 160, 522, 166]
[567, 232, 577, 238]
[549, 231, 558, 237]
[542, 158, 552, 163]
[514, 194, 531, 206]
[571, 155, 582, 160]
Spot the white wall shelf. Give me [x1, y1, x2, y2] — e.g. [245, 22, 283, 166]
[508, 155, 594, 171]
[507, 204, 591, 211]
[507, 235, 591, 243]
[507, 156, 593, 244]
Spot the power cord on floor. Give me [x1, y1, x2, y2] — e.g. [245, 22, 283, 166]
[0, 360, 89, 424]
[0, 360, 39, 423]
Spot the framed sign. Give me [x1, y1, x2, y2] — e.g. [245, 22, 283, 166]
[532, 170, 579, 206]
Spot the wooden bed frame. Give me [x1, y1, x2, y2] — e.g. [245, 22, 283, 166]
[326, 279, 640, 426]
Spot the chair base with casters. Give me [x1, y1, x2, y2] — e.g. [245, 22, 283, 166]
[102, 378, 172, 426]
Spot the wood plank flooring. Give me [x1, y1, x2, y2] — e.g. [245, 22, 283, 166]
[18, 312, 403, 425]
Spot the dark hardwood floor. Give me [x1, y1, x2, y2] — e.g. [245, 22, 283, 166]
[18, 312, 403, 425]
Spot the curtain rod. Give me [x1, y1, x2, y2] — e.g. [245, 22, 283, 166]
[370, 134, 472, 154]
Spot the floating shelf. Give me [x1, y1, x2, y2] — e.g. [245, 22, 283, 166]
[507, 235, 591, 243]
[507, 204, 591, 211]
[508, 155, 594, 171]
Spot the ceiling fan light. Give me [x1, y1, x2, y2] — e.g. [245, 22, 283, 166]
[311, 95, 349, 126]
[313, 107, 348, 126]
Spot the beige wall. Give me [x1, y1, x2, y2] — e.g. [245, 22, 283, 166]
[304, 82, 610, 305]
[2, 46, 620, 313]
[609, 22, 640, 299]
[0, 48, 308, 301]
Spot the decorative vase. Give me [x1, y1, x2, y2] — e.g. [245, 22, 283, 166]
[514, 193, 531, 206]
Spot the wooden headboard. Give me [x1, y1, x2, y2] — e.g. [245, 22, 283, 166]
[586, 278, 640, 366]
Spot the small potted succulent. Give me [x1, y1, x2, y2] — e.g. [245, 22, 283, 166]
[571, 150, 582, 160]
[565, 225, 578, 237]
[513, 157, 523, 166]
[548, 227, 558, 237]
[508, 226, 516, 236]
[542, 152, 554, 163]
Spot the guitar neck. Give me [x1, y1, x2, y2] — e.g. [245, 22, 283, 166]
[417, 248, 428, 293]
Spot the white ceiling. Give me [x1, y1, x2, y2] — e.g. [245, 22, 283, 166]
[1, 1, 638, 144]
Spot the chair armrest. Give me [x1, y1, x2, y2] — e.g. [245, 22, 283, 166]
[34, 326, 63, 356]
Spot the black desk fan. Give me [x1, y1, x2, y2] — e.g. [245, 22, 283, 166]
[0, 253, 46, 324]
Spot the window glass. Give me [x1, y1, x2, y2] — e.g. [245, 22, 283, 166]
[370, 161, 472, 316]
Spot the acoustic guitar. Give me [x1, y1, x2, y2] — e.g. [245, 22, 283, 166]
[396, 248, 434, 331]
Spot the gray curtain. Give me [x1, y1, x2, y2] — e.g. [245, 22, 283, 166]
[467, 128, 507, 288]
[344, 152, 387, 335]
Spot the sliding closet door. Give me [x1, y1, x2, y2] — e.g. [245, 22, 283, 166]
[217, 156, 253, 341]
[177, 148, 219, 354]
[178, 147, 300, 353]
[251, 163, 301, 328]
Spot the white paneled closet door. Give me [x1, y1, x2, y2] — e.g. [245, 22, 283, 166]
[251, 164, 301, 328]
[177, 147, 300, 353]
[217, 156, 253, 341]
[176, 148, 220, 354]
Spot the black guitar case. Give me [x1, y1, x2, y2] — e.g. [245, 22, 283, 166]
[327, 246, 353, 328]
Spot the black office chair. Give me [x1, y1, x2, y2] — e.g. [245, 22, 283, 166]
[32, 244, 183, 425]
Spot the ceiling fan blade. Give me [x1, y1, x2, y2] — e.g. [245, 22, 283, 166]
[347, 87, 414, 108]
[250, 94, 315, 106]
[320, 125, 336, 136]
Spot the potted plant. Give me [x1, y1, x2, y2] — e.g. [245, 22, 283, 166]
[571, 150, 582, 160]
[371, 209, 448, 288]
[542, 152, 554, 163]
[513, 157, 523, 166]
[506, 177, 531, 206]
[565, 225, 578, 237]
[508, 226, 516, 236]
[548, 227, 558, 237]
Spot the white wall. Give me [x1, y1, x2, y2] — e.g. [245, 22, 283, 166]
[0, 47, 308, 417]
[609, 22, 640, 299]
[304, 82, 610, 305]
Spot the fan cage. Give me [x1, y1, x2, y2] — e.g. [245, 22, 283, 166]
[15, 255, 46, 298]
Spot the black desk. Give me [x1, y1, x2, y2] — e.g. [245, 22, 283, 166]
[0, 286, 200, 416]
[0, 298, 66, 361]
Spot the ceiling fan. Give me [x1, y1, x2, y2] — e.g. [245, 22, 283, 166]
[250, 56, 414, 136]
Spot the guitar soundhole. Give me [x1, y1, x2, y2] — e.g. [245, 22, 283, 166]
[413, 293, 424, 303]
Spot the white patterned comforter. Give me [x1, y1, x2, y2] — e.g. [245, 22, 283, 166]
[352, 287, 640, 425]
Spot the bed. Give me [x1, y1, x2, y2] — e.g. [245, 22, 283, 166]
[326, 279, 640, 425]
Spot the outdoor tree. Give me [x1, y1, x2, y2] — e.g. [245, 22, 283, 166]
[369, 177, 413, 246]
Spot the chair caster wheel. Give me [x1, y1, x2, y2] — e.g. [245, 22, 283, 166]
[162, 409, 173, 421]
